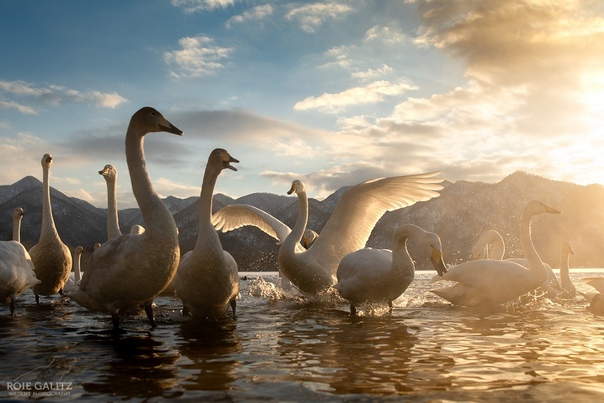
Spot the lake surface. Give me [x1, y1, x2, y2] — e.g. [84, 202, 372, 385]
[2, 269, 604, 402]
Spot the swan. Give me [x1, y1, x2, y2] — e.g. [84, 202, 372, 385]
[71, 107, 182, 331]
[29, 154, 73, 303]
[63, 246, 84, 293]
[174, 148, 240, 320]
[583, 278, 604, 315]
[99, 164, 122, 240]
[335, 224, 447, 315]
[471, 229, 505, 260]
[558, 241, 576, 298]
[471, 229, 562, 299]
[213, 172, 443, 294]
[430, 200, 561, 307]
[130, 225, 145, 235]
[0, 208, 39, 315]
[302, 229, 318, 250]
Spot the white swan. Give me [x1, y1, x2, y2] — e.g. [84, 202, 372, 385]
[430, 200, 561, 307]
[302, 229, 318, 250]
[583, 278, 604, 315]
[471, 228, 562, 299]
[29, 154, 73, 303]
[71, 107, 182, 331]
[0, 208, 39, 315]
[558, 241, 576, 298]
[471, 229, 505, 260]
[174, 148, 240, 320]
[99, 164, 122, 240]
[63, 246, 84, 293]
[130, 225, 145, 235]
[335, 224, 447, 315]
[213, 172, 443, 294]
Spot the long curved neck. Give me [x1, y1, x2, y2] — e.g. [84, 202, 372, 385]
[12, 216, 22, 243]
[196, 164, 220, 243]
[74, 252, 82, 283]
[284, 191, 308, 252]
[106, 177, 122, 239]
[125, 127, 174, 235]
[489, 233, 505, 260]
[520, 212, 547, 283]
[559, 250, 571, 286]
[391, 235, 414, 280]
[41, 164, 58, 237]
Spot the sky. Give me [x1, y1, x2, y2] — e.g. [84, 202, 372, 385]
[1, 0, 604, 209]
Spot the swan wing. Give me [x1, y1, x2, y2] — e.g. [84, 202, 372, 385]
[212, 204, 292, 243]
[310, 171, 443, 270]
[585, 277, 604, 295]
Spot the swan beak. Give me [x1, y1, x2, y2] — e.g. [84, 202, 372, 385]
[225, 156, 239, 171]
[570, 246, 576, 255]
[159, 121, 183, 136]
[544, 204, 561, 214]
[287, 184, 295, 195]
[430, 248, 447, 276]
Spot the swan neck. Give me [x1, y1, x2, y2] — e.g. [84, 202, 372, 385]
[286, 190, 309, 248]
[106, 177, 122, 239]
[41, 163, 58, 236]
[12, 216, 22, 243]
[559, 251, 571, 285]
[125, 125, 176, 235]
[391, 236, 414, 279]
[74, 254, 81, 283]
[197, 165, 221, 240]
[520, 212, 546, 282]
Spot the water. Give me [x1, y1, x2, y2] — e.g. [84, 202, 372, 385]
[2, 270, 604, 402]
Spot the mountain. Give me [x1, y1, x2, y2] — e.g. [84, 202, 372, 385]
[1, 171, 603, 272]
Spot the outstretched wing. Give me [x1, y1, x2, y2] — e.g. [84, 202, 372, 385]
[212, 204, 292, 244]
[309, 171, 443, 272]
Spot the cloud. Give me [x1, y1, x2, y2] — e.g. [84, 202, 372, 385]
[285, 2, 354, 33]
[226, 4, 273, 28]
[0, 80, 128, 113]
[171, 0, 237, 13]
[164, 35, 233, 78]
[365, 25, 407, 43]
[294, 80, 418, 114]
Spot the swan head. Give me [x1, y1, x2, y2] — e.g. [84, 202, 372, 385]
[562, 241, 575, 255]
[287, 180, 306, 195]
[93, 242, 102, 250]
[524, 200, 561, 217]
[302, 229, 318, 249]
[99, 164, 117, 180]
[210, 148, 239, 171]
[132, 107, 183, 136]
[13, 207, 25, 220]
[421, 232, 447, 277]
[41, 153, 52, 168]
[74, 246, 85, 255]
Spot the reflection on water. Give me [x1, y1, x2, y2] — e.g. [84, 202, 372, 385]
[1, 270, 604, 401]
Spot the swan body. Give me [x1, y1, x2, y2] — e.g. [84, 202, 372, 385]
[430, 200, 561, 307]
[175, 148, 240, 320]
[214, 172, 443, 294]
[99, 164, 122, 240]
[335, 224, 447, 314]
[558, 241, 576, 298]
[63, 246, 84, 293]
[471, 229, 562, 299]
[71, 107, 182, 330]
[583, 278, 604, 315]
[29, 154, 73, 302]
[0, 208, 40, 315]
